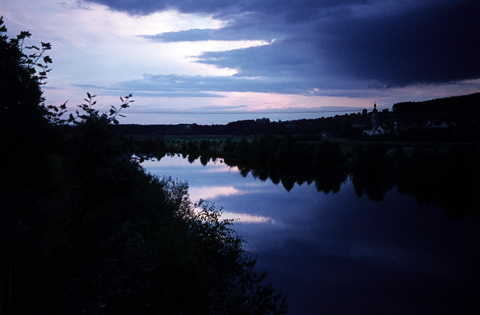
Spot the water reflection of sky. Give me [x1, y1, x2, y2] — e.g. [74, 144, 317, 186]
[143, 155, 479, 315]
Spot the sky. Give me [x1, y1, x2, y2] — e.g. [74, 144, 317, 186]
[3, 0, 480, 124]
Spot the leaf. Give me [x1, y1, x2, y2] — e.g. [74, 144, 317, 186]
[41, 42, 52, 50]
[18, 31, 31, 39]
[43, 56, 52, 63]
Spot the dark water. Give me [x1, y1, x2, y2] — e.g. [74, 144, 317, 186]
[143, 155, 479, 315]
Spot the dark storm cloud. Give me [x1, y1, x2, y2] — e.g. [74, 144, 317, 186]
[320, 0, 480, 86]
[85, 0, 480, 90]
[84, 0, 360, 18]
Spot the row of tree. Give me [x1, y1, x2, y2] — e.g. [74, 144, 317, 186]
[0, 18, 287, 314]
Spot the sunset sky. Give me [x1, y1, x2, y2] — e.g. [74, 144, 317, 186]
[3, 0, 479, 124]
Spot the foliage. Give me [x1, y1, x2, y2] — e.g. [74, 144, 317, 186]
[0, 16, 51, 180]
[0, 19, 286, 314]
[68, 92, 133, 126]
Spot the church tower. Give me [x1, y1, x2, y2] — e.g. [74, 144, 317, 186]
[371, 103, 379, 128]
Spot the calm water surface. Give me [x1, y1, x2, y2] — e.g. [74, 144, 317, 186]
[143, 155, 478, 315]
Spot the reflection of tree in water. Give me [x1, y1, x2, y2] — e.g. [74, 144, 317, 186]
[239, 166, 249, 178]
[188, 152, 200, 163]
[279, 169, 295, 191]
[269, 169, 281, 185]
[174, 143, 479, 218]
[350, 171, 394, 202]
[200, 155, 209, 166]
[223, 153, 477, 218]
[219, 156, 348, 194]
[315, 171, 347, 194]
[394, 145, 480, 218]
[251, 167, 269, 181]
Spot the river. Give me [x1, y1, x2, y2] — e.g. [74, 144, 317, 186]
[142, 154, 478, 315]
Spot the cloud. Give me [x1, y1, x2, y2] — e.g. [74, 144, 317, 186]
[74, 83, 224, 98]
[74, 71, 380, 100]
[197, 105, 247, 111]
[77, 73, 305, 96]
[222, 212, 275, 224]
[189, 185, 245, 201]
[85, 0, 480, 89]
[143, 29, 216, 42]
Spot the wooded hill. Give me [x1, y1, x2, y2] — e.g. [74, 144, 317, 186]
[392, 92, 480, 117]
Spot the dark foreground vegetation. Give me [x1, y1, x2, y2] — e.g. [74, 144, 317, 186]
[0, 19, 287, 314]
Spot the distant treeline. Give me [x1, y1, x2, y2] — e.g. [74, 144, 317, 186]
[114, 117, 332, 137]
[115, 92, 480, 140]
